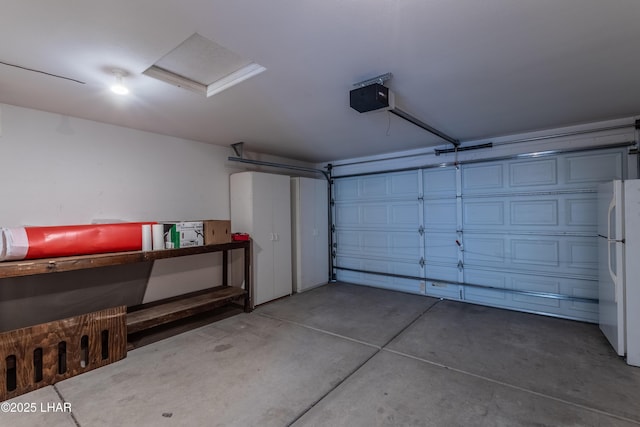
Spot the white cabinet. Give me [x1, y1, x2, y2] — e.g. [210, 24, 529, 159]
[291, 177, 329, 292]
[230, 172, 292, 305]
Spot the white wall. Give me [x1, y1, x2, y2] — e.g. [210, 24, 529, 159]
[0, 103, 313, 331]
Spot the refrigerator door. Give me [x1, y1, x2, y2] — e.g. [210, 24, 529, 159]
[623, 180, 640, 366]
[598, 180, 625, 356]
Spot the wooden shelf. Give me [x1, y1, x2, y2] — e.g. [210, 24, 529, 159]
[127, 286, 246, 334]
[0, 240, 253, 339]
[0, 242, 250, 279]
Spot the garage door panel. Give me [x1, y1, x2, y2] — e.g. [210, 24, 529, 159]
[512, 292, 561, 308]
[463, 194, 598, 232]
[509, 158, 558, 187]
[334, 178, 358, 201]
[425, 232, 459, 263]
[567, 240, 598, 270]
[464, 236, 506, 265]
[424, 263, 461, 299]
[389, 233, 421, 257]
[336, 230, 420, 259]
[335, 230, 360, 253]
[425, 200, 457, 229]
[566, 198, 597, 226]
[361, 175, 390, 197]
[464, 234, 597, 277]
[463, 200, 505, 226]
[511, 239, 559, 267]
[425, 281, 461, 300]
[510, 199, 558, 226]
[423, 168, 456, 197]
[425, 264, 459, 282]
[465, 269, 598, 321]
[461, 150, 625, 197]
[465, 268, 598, 300]
[333, 147, 625, 323]
[335, 256, 423, 294]
[359, 276, 422, 294]
[565, 152, 623, 184]
[336, 256, 422, 276]
[463, 164, 504, 193]
[334, 171, 419, 202]
[390, 171, 420, 196]
[335, 204, 360, 225]
[335, 201, 420, 228]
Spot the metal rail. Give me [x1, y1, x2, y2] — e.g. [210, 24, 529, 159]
[390, 108, 459, 147]
[332, 141, 635, 179]
[227, 157, 330, 181]
[331, 122, 635, 169]
[334, 266, 598, 304]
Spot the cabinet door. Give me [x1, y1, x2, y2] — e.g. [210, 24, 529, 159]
[297, 178, 329, 290]
[272, 174, 292, 299]
[252, 174, 277, 305]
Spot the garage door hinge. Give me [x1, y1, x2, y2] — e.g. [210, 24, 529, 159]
[419, 257, 426, 267]
[418, 194, 424, 201]
[330, 199, 335, 206]
[331, 224, 336, 233]
[457, 260, 464, 271]
[418, 225, 425, 236]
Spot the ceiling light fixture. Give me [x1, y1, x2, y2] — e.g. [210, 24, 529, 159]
[110, 70, 129, 95]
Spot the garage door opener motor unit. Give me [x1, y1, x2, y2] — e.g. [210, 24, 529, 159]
[349, 72, 459, 147]
[349, 83, 395, 113]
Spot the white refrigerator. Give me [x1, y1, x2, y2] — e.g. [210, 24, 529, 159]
[598, 180, 640, 367]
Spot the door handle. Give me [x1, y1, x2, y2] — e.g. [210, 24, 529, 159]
[607, 195, 618, 302]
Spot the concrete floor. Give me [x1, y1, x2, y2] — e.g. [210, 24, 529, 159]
[4, 282, 640, 426]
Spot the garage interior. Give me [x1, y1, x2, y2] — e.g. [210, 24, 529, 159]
[2, 1, 640, 426]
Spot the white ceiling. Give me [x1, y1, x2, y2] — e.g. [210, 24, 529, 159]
[1, 0, 640, 163]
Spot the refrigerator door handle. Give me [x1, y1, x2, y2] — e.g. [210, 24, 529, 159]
[608, 240, 618, 303]
[607, 195, 618, 302]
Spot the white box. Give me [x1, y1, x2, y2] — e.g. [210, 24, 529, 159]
[162, 221, 204, 248]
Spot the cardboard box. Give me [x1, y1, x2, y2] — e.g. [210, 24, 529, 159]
[203, 220, 231, 244]
[162, 221, 204, 248]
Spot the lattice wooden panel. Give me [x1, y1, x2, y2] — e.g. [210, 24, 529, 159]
[1, 306, 127, 401]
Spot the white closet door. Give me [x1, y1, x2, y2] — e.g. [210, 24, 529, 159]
[252, 174, 277, 305]
[292, 177, 329, 292]
[271, 174, 292, 300]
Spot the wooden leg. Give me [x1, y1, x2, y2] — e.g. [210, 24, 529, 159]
[222, 250, 228, 287]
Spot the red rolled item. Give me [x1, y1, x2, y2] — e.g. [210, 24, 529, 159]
[21, 222, 156, 259]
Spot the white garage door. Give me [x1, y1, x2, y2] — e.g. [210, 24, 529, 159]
[333, 148, 627, 322]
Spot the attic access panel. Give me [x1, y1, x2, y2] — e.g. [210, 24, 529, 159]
[143, 33, 265, 97]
